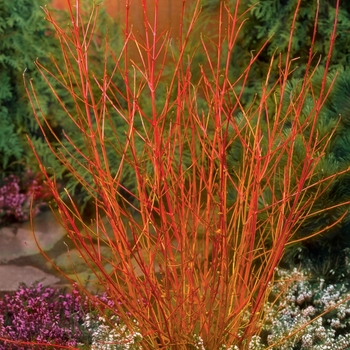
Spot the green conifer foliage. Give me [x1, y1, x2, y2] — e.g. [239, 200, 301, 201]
[246, 0, 350, 68]
[222, 1, 350, 262]
[1, 1, 128, 208]
[224, 0, 350, 108]
[0, 0, 62, 173]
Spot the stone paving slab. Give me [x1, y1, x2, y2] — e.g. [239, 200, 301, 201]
[0, 210, 163, 294]
[0, 265, 60, 291]
[0, 210, 66, 263]
[0, 210, 67, 292]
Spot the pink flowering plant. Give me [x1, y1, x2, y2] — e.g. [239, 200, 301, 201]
[0, 283, 92, 349]
[0, 170, 52, 225]
[0, 283, 141, 349]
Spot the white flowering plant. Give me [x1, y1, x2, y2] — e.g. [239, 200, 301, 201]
[249, 263, 350, 350]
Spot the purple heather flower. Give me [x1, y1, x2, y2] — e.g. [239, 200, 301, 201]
[0, 283, 94, 349]
[0, 171, 51, 225]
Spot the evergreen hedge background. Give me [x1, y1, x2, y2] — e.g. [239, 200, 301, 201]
[0, 0, 63, 173]
[3, 0, 350, 273]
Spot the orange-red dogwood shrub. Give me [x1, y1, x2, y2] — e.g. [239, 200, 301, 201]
[25, 0, 348, 348]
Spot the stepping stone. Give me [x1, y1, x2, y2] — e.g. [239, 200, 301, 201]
[0, 265, 60, 292]
[0, 210, 66, 263]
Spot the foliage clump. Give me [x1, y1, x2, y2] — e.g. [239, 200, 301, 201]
[0, 0, 61, 173]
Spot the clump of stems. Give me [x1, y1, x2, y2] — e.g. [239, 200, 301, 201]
[25, 0, 348, 348]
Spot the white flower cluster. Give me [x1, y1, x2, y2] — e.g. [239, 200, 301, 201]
[193, 335, 238, 350]
[248, 335, 265, 350]
[82, 314, 142, 350]
[193, 335, 206, 350]
[80, 321, 239, 350]
[248, 267, 350, 350]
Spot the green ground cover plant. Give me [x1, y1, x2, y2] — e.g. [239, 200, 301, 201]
[17, 0, 350, 348]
